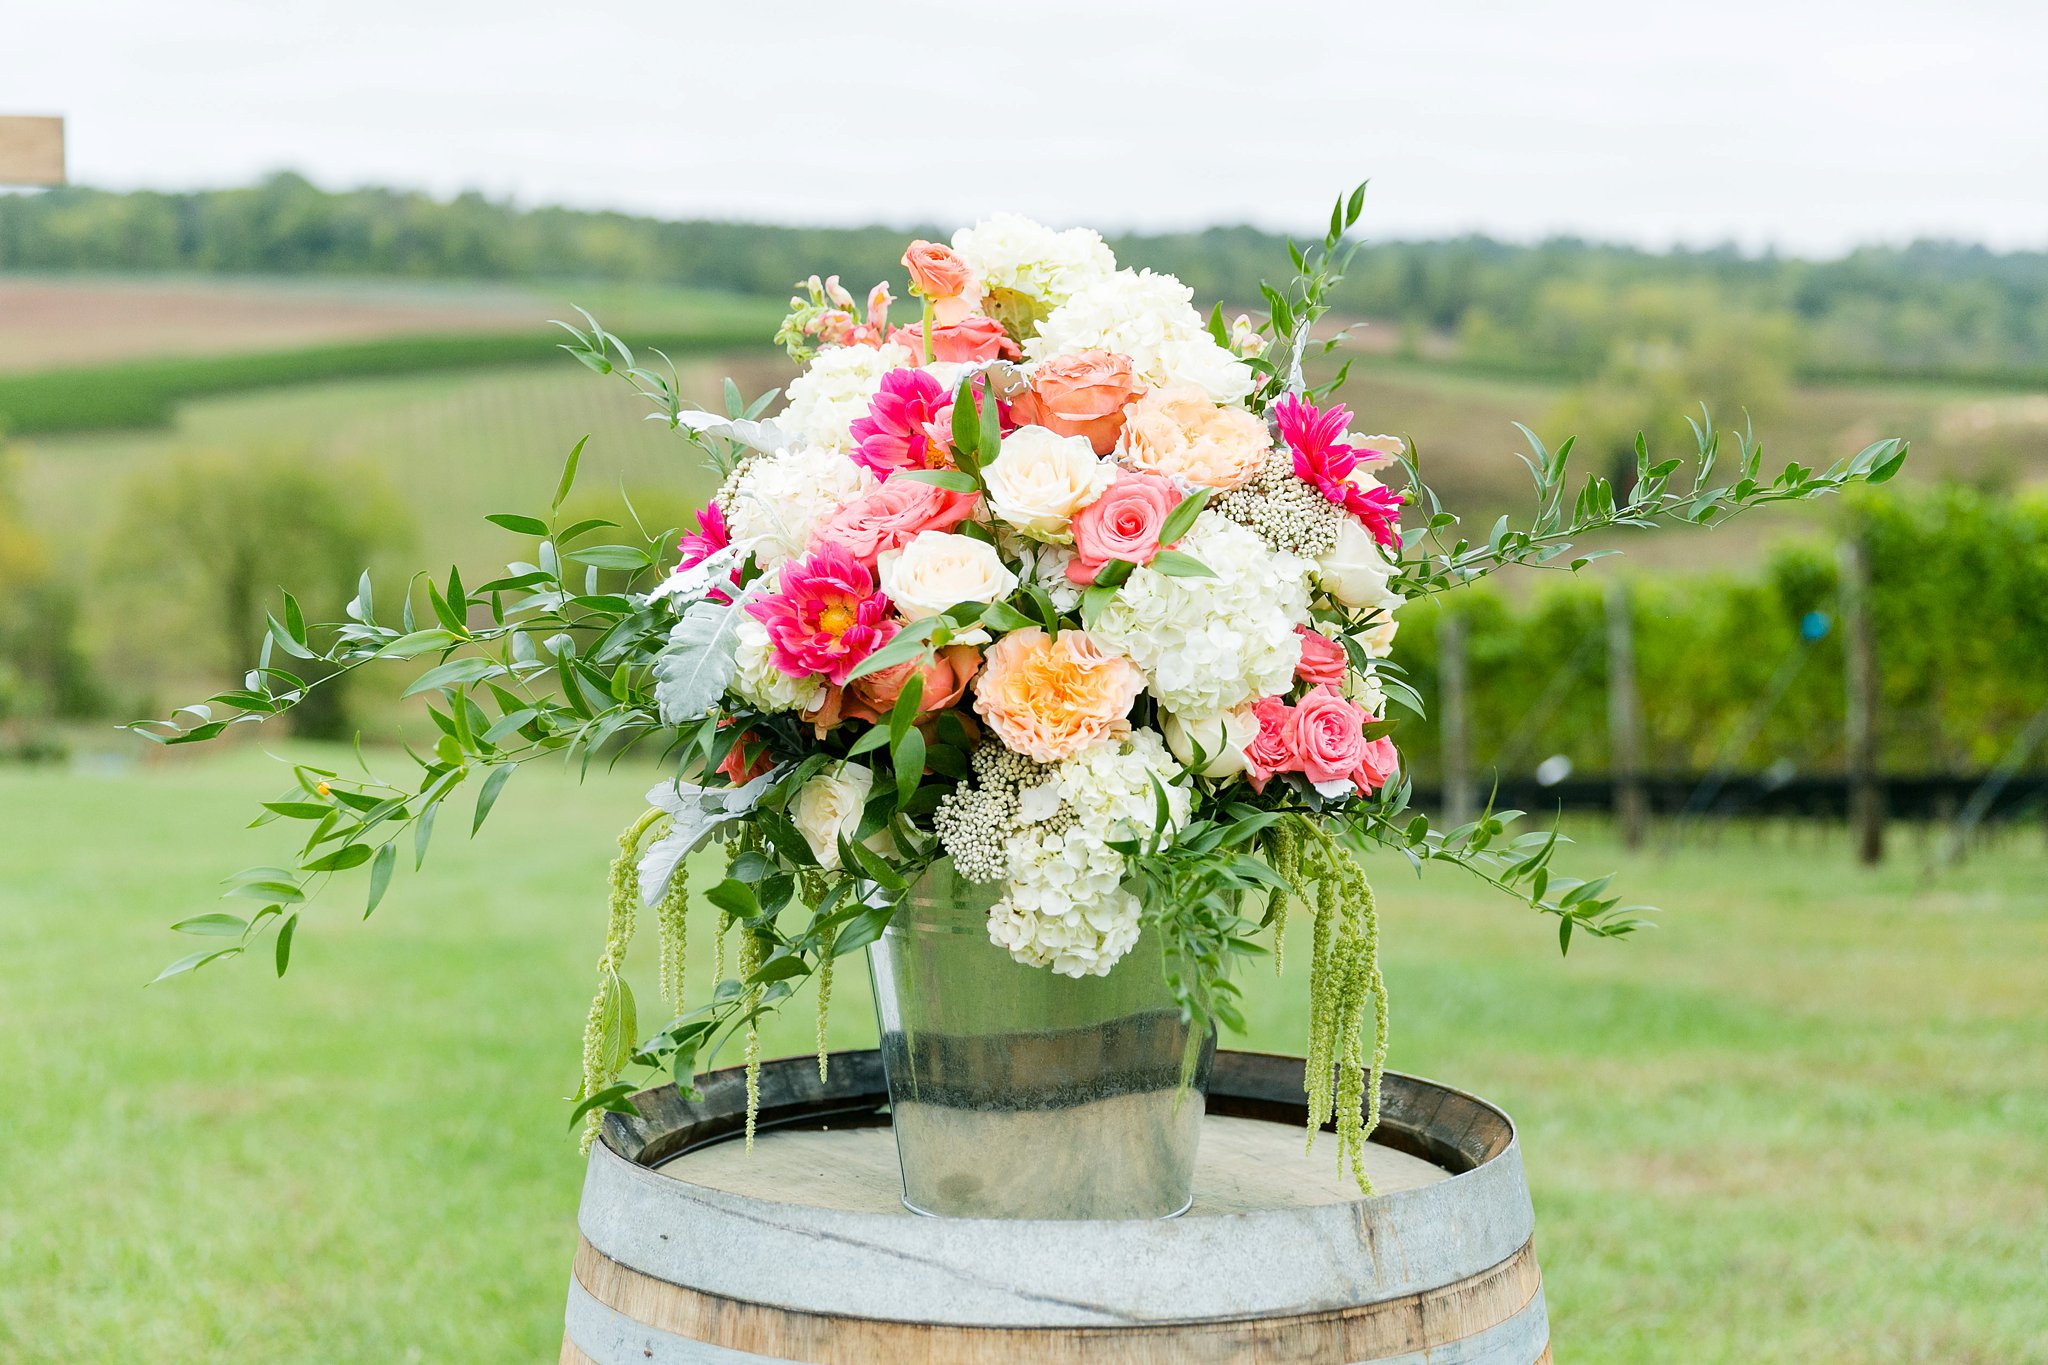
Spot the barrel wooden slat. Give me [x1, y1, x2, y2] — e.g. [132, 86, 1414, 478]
[563, 1050, 1548, 1364]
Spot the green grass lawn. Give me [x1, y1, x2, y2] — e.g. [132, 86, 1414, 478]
[2, 746, 2044, 1362]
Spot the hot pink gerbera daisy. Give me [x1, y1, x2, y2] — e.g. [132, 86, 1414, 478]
[849, 368, 951, 477]
[1274, 393, 1405, 548]
[745, 543, 898, 686]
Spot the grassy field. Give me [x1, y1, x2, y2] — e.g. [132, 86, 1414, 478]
[1, 745, 2044, 1362]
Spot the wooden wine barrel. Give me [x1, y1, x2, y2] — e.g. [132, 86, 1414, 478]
[562, 1050, 1548, 1364]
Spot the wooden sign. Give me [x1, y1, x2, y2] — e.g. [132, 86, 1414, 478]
[0, 116, 65, 186]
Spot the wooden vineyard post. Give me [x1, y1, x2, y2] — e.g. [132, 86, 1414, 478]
[1605, 581, 1648, 849]
[1438, 613, 1474, 829]
[1840, 536, 1884, 865]
[0, 116, 65, 186]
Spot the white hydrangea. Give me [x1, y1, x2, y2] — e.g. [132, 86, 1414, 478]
[1026, 269, 1255, 404]
[950, 213, 1117, 322]
[985, 729, 1190, 978]
[725, 444, 876, 571]
[780, 342, 912, 450]
[1092, 513, 1312, 715]
[730, 616, 823, 715]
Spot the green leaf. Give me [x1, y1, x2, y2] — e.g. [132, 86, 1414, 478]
[564, 545, 655, 573]
[486, 513, 550, 536]
[553, 435, 588, 511]
[402, 656, 501, 698]
[274, 913, 299, 975]
[365, 842, 396, 917]
[150, 946, 242, 984]
[304, 844, 373, 873]
[172, 913, 248, 937]
[1147, 550, 1217, 579]
[1155, 487, 1211, 546]
[472, 765, 514, 834]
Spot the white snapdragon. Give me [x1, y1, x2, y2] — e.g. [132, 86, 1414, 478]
[1093, 513, 1312, 716]
[725, 444, 876, 572]
[780, 342, 912, 450]
[1027, 269, 1255, 404]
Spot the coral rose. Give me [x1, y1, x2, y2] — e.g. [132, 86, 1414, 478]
[1008, 350, 1144, 455]
[1286, 683, 1371, 789]
[819, 478, 978, 568]
[1067, 470, 1182, 584]
[972, 627, 1145, 763]
[889, 316, 1019, 364]
[1294, 625, 1348, 687]
[820, 644, 983, 729]
[1118, 385, 1270, 490]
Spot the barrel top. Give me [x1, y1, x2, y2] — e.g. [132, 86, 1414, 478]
[576, 1050, 1535, 1328]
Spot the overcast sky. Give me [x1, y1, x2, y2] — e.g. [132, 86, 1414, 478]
[8, 0, 2044, 255]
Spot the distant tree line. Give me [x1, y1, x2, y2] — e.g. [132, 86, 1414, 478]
[3, 172, 2044, 387]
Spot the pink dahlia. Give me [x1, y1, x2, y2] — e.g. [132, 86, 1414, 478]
[1274, 393, 1405, 549]
[745, 543, 897, 686]
[850, 368, 950, 476]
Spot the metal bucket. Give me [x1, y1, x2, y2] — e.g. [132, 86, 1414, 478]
[865, 860, 1214, 1219]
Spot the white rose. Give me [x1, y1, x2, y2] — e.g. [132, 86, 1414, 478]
[877, 530, 1020, 621]
[1160, 704, 1258, 779]
[1317, 516, 1402, 615]
[790, 764, 875, 871]
[982, 425, 1114, 541]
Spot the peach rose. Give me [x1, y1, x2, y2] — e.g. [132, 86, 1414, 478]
[1285, 683, 1371, 788]
[818, 479, 979, 568]
[1294, 625, 1348, 687]
[902, 240, 975, 300]
[1118, 384, 1270, 490]
[972, 627, 1145, 763]
[817, 644, 983, 730]
[1008, 350, 1145, 455]
[1067, 470, 1182, 585]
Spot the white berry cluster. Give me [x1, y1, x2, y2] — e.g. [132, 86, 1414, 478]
[1214, 449, 1345, 559]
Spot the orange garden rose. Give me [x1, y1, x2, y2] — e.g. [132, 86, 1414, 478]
[1008, 350, 1146, 455]
[971, 627, 1145, 762]
[1117, 383, 1270, 490]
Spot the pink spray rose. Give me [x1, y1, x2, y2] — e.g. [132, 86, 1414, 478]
[1352, 733, 1400, 795]
[745, 543, 898, 686]
[1294, 625, 1349, 687]
[1243, 695, 1298, 792]
[1285, 683, 1372, 788]
[849, 368, 953, 476]
[1066, 470, 1183, 585]
[819, 478, 980, 569]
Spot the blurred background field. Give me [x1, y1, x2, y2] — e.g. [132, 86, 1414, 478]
[3, 173, 2046, 1363]
[2, 747, 2043, 1362]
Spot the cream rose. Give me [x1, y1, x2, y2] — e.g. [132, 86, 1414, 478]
[1118, 385, 1270, 490]
[1160, 704, 1258, 779]
[982, 425, 1115, 541]
[1317, 516, 1402, 617]
[791, 764, 875, 870]
[877, 530, 1021, 620]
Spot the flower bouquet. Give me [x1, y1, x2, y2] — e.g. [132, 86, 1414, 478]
[140, 185, 1908, 1219]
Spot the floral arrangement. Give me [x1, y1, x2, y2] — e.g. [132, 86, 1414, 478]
[139, 186, 1908, 1187]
